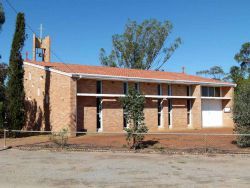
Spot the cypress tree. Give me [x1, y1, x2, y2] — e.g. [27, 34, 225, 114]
[0, 2, 5, 29]
[6, 13, 26, 130]
[0, 2, 5, 128]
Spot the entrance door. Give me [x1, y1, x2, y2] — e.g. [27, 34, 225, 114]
[202, 99, 222, 128]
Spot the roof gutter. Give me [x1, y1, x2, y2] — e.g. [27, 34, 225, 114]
[72, 73, 236, 87]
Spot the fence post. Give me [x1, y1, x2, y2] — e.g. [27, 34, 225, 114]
[3, 129, 7, 148]
[61, 135, 63, 150]
[204, 133, 207, 154]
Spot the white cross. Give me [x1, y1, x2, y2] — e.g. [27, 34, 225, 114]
[39, 24, 43, 39]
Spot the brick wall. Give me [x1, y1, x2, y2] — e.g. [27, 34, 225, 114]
[172, 99, 188, 129]
[77, 96, 96, 132]
[77, 79, 96, 93]
[102, 98, 123, 132]
[222, 87, 234, 127]
[144, 99, 158, 131]
[102, 81, 123, 94]
[47, 70, 76, 135]
[24, 64, 46, 130]
[140, 83, 158, 95]
[24, 64, 77, 135]
[221, 87, 233, 97]
[172, 84, 187, 96]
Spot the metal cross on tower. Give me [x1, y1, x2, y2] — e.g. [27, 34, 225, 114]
[39, 24, 43, 39]
[32, 24, 51, 62]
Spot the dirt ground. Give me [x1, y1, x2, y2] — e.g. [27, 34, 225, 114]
[1, 128, 250, 154]
[0, 149, 249, 188]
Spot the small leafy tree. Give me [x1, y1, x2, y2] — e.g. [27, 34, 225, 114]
[120, 87, 148, 149]
[6, 13, 26, 130]
[100, 19, 181, 70]
[196, 66, 226, 80]
[233, 79, 250, 147]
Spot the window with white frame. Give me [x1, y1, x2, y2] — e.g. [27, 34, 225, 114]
[96, 97, 102, 130]
[157, 84, 162, 96]
[123, 108, 128, 129]
[96, 80, 102, 94]
[134, 83, 140, 92]
[168, 99, 172, 127]
[167, 84, 172, 96]
[187, 99, 192, 125]
[157, 100, 163, 127]
[157, 84, 163, 127]
[123, 82, 128, 95]
[96, 81, 102, 131]
[187, 85, 192, 96]
[123, 82, 129, 129]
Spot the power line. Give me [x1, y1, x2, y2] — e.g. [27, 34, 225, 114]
[4, 0, 74, 73]
[5, 0, 78, 131]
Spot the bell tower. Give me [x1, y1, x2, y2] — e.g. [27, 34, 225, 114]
[32, 24, 51, 62]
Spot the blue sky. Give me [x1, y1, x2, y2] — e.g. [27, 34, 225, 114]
[1, 0, 250, 74]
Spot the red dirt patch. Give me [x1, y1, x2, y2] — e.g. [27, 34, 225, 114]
[1, 128, 250, 154]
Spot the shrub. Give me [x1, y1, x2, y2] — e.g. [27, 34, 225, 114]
[125, 125, 148, 149]
[50, 128, 68, 148]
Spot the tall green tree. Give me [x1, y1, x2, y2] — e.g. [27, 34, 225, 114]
[233, 79, 250, 147]
[232, 43, 250, 146]
[227, 66, 245, 86]
[100, 19, 181, 70]
[120, 87, 148, 149]
[6, 13, 26, 130]
[0, 2, 5, 30]
[234, 42, 250, 68]
[196, 66, 226, 80]
[234, 42, 250, 80]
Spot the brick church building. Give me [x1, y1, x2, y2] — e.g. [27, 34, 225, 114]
[23, 34, 235, 134]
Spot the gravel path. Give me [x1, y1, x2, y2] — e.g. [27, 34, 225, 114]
[0, 149, 249, 187]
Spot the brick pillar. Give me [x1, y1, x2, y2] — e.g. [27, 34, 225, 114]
[162, 99, 169, 130]
[68, 78, 77, 136]
[222, 87, 234, 128]
[192, 85, 202, 129]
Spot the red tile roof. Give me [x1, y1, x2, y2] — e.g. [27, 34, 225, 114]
[24, 60, 235, 86]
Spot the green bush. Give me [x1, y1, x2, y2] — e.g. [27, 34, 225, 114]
[233, 80, 250, 147]
[49, 128, 69, 148]
[125, 125, 148, 149]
